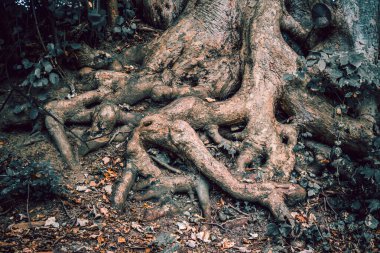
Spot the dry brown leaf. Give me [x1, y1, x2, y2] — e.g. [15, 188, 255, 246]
[117, 237, 126, 243]
[102, 157, 111, 165]
[100, 207, 109, 218]
[97, 235, 105, 244]
[221, 238, 235, 249]
[295, 214, 308, 223]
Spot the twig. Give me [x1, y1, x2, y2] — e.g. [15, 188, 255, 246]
[201, 222, 226, 230]
[11, 87, 88, 147]
[27, 182, 32, 228]
[30, 0, 46, 52]
[0, 89, 13, 114]
[0, 208, 12, 216]
[323, 196, 337, 216]
[59, 198, 72, 220]
[150, 155, 182, 174]
[227, 203, 250, 216]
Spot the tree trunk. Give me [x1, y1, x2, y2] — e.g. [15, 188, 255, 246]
[2, 0, 378, 224]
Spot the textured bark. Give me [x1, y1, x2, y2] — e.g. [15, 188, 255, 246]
[2, 0, 378, 223]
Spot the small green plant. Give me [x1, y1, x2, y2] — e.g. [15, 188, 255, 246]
[0, 157, 65, 200]
[112, 0, 137, 38]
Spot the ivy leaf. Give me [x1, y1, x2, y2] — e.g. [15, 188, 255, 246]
[349, 53, 364, 68]
[13, 104, 27, 114]
[49, 73, 60, 85]
[113, 26, 121, 33]
[34, 68, 41, 78]
[365, 214, 379, 229]
[37, 92, 49, 101]
[43, 61, 53, 73]
[47, 43, 55, 52]
[70, 43, 81, 50]
[368, 199, 380, 213]
[327, 68, 343, 80]
[266, 223, 280, 237]
[283, 74, 294, 81]
[29, 108, 39, 120]
[116, 16, 124, 26]
[22, 59, 33, 69]
[339, 54, 349, 65]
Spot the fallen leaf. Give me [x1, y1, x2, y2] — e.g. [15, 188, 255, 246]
[131, 222, 144, 232]
[176, 221, 187, 230]
[196, 230, 211, 243]
[76, 218, 89, 227]
[205, 97, 216, 102]
[295, 214, 308, 223]
[102, 157, 111, 165]
[104, 185, 113, 195]
[117, 237, 126, 243]
[220, 238, 235, 249]
[76, 185, 88, 192]
[186, 240, 197, 248]
[89, 181, 97, 187]
[97, 235, 105, 244]
[100, 207, 109, 218]
[45, 217, 59, 228]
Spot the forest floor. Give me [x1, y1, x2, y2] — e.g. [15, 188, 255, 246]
[0, 29, 379, 253]
[0, 131, 361, 253]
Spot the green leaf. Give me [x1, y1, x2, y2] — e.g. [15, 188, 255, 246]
[116, 16, 124, 26]
[70, 43, 81, 50]
[344, 92, 353, 98]
[22, 59, 33, 69]
[34, 68, 41, 78]
[47, 43, 55, 52]
[365, 214, 379, 229]
[37, 92, 49, 101]
[43, 61, 53, 73]
[283, 74, 294, 81]
[49, 73, 60, 85]
[29, 108, 39, 120]
[327, 68, 343, 80]
[113, 26, 121, 33]
[349, 53, 364, 68]
[13, 104, 26, 114]
[339, 54, 349, 65]
[368, 199, 380, 213]
[130, 23, 137, 30]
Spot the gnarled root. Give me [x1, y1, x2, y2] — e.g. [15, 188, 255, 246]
[113, 111, 305, 222]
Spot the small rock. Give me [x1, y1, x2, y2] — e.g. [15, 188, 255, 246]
[183, 211, 191, 217]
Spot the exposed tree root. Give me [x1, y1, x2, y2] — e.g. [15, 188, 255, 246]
[2, 0, 377, 225]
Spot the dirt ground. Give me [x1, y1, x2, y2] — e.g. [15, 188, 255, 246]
[1, 125, 373, 253]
